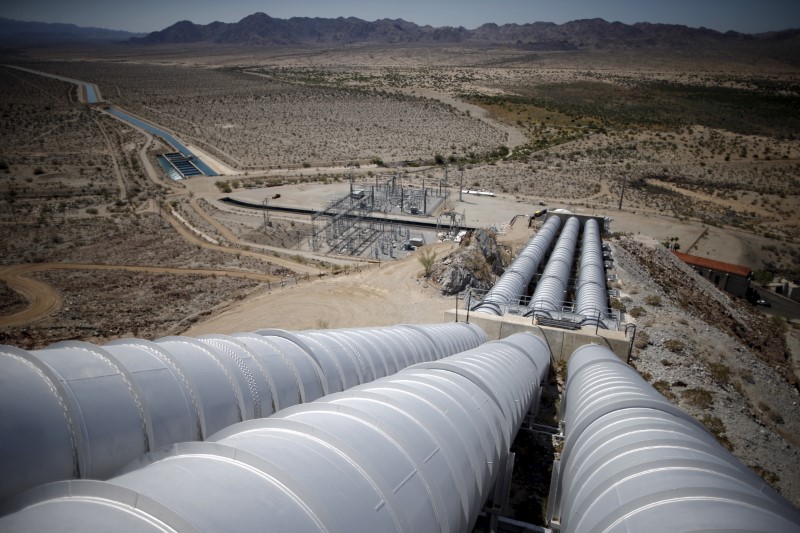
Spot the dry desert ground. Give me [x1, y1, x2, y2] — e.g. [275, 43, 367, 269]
[1, 43, 800, 508]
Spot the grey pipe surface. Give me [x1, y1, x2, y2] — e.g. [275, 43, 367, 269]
[574, 218, 609, 327]
[551, 344, 800, 532]
[474, 215, 561, 315]
[0, 333, 551, 533]
[527, 216, 580, 317]
[0, 322, 487, 504]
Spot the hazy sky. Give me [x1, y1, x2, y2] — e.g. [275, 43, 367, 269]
[2, 0, 798, 34]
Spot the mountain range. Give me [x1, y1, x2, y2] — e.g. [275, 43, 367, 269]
[0, 17, 144, 44]
[133, 12, 800, 52]
[1, 13, 798, 56]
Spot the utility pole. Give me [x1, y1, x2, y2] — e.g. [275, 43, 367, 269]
[618, 176, 626, 210]
[262, 198, 269, 229]
[459, 166, 464, 202]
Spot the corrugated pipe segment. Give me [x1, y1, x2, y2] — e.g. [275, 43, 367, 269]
[551, 344, 800, 532]
[574, 218, 609, 327]
[526, 216, 580, 317]
[0, 322, 486, 504]
[474, 215, 562, 315]
[0, 333, 551, 533]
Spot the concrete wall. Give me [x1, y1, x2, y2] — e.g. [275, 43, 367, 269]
[443, 309, 632, 362]
[692, 267, 750, 298]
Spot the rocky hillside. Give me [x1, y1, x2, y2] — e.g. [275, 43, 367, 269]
[612, 234, 800, 506]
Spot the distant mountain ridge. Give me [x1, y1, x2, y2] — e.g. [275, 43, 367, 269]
[0, 17, 144, 44]
[134, 12, 800, 53]
[1, 14, 798, 55]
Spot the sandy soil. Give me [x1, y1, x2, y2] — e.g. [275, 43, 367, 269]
[185, 241, 458, 334]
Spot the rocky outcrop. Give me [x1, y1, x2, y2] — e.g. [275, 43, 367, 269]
[432, 229, 507, 295]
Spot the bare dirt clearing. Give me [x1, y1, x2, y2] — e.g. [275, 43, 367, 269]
[186, 241, 458, 334]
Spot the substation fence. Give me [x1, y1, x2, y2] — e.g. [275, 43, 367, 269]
[308, 181, 448, 256]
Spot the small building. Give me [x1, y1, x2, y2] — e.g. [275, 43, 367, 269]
[672, 251, 752, 298]
[773, 278, 800, 302]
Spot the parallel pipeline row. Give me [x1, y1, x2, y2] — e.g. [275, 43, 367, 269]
[3, 332, 799, 531]
[473, 215, 616, 329]
[0, 323, 486, 503]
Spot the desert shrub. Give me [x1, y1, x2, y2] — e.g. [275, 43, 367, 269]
[653, 380, 676, 399]
[664, 339, 685, 353]
[707, 362, 730, 384]
[417, 248, 437, 277]
[752, 270, 773, 284]
[633, 331, 650, 349]
[215, 181, 232, 193]
[700, 414, 733, 451]
[683, 388, 713, 409]
[610, 298, 626, 312]
[644, 294, 662, 306]
[770, 315, 789, 333]
[628, 306, 646, 318]
[85, 207, 99, 215]
[757, 401, 785, 425]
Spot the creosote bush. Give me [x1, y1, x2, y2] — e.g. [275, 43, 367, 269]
[644, 294, 662, 306]
[664, 339, 685, 353]
[700, 414, 734, 451]
[683, 388, 713, 409]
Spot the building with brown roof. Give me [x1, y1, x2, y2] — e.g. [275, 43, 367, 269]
[672, 251, 752, 298]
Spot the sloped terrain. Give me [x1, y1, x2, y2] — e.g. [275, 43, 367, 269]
[613, 235, 800, 506]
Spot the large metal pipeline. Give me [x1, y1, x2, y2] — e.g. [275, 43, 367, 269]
[574, 218, 609, 327]
[0, 322, 486, 504]
[526, 216, 580, 317]
[474, 215, 562, 315]
[550, 344, 800, 532]
[0, 333, 551, 533]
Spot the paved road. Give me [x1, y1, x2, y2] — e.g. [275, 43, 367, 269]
[751, 287, 800, 321]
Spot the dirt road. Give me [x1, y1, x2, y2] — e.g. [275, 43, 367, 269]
[164, 206, 322, 276]
[0, 263, 281, 329]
